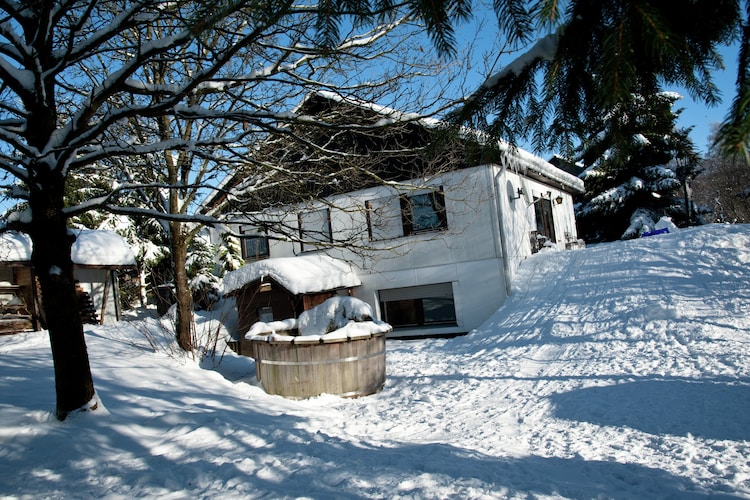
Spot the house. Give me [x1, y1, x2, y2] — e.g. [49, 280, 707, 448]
[0, 229, 138, 333]
[210, 92, 584, 339]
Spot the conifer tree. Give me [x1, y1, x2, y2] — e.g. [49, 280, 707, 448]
[573, 92, 700, 242]
[453, 0, 745, 154]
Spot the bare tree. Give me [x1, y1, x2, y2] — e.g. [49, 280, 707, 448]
[0, 0, 469, 420]
[81, 10, 466, 352]
[692, 132, 750, 223]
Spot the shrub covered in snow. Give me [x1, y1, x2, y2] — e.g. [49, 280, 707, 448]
[190, 273, 222, 311]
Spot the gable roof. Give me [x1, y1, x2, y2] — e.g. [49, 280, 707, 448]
[223, 254, 361, 296]
[0, 230, 137, 268]
[203, 92, 583, 214]
[303, 91, 585, 193]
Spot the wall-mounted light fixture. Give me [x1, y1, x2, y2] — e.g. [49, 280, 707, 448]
[510, 187, 524, 202]
[555, 194, 564, 205]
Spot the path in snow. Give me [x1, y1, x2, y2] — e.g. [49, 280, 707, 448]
[300, 225, 750, 496]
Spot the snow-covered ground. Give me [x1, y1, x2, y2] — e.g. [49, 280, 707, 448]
[1, 224, 749, 499]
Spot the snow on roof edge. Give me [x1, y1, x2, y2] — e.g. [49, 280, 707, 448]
[0, 230, 137, 267]
[223, 254, 361, 296]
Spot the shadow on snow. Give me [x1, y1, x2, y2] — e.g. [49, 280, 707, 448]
[549, 379, 750, 442]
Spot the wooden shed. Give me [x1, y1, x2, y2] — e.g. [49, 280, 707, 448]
[223, 254, 361, 354]
[0, 230, 138, 334]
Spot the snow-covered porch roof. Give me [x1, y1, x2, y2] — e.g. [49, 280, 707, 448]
[223, 254, 361, 296]
[0, 230, 137, 268]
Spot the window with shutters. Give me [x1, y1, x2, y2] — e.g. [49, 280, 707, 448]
[366, 188, 447, 241]
[379, 282, 457, 328]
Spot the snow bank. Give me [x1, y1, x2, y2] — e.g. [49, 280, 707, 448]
[223, 254, 361, 295]
[0, 229, 136, 267]
[655, 216, 679, 233]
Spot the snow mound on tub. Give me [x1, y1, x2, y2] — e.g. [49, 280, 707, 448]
[246, 296, 391, 341]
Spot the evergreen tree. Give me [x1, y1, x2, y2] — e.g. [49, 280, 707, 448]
[453, 0, 745, 155]
[573, 92, 700, 242]
[716, 0, 750, 157]
[217, 233, 245, 277]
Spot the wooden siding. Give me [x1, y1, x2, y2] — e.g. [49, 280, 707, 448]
[232, 279, 353, 355]
[250, 331, 386, 399]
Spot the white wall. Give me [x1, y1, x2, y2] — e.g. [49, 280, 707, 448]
[493, 165, 580, 287]
[224, 163, 581, 337]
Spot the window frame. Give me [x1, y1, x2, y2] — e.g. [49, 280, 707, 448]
[240, 227, 270, 261]
[379, 282, 457, 329]
[366, 187, 447, 241]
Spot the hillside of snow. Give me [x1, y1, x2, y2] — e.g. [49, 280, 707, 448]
[1, 224, 749, 499]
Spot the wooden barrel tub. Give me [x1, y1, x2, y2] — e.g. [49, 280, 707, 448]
[249, 331, 386, 399]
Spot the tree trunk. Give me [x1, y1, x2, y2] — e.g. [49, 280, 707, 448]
[171, 221, 194, 351]
[30, 171, 96, 421]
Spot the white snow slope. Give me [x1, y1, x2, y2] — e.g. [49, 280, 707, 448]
[1, 224, 749, 499]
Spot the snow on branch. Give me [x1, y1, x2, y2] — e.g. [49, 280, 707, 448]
[65, 200, 227, 228]
[480, 33, 560, 90]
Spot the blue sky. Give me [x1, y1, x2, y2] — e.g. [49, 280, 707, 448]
[665, 43, 739, 152]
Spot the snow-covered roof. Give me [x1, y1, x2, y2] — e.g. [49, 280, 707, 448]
[0, 230, 137, 267]
[223, 254, 361, 295]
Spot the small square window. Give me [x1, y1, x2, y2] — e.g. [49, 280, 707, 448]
[258, 306, 273, 322]
[240, 230, 270, 260]
[401, 189, 447, 236]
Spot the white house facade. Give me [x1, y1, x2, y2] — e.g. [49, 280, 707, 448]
[218, 149, 584, 338]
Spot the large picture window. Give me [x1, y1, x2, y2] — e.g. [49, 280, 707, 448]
[367, 188, 447, 241]
[379, 282, 457, 328]
[299, 208, 332, 251]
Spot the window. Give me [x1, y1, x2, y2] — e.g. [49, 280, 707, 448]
[401, 190, 447, 235]
[257, 306, 273, 322]
[366, 196, 403, 240]
[379, 282, 457, 328]
[299, 208, 332, 251]
[367, 188, 447, 241]
[240, 227, 270, 261]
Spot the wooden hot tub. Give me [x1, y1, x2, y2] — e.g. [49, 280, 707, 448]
[249, 330, 386, 399]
